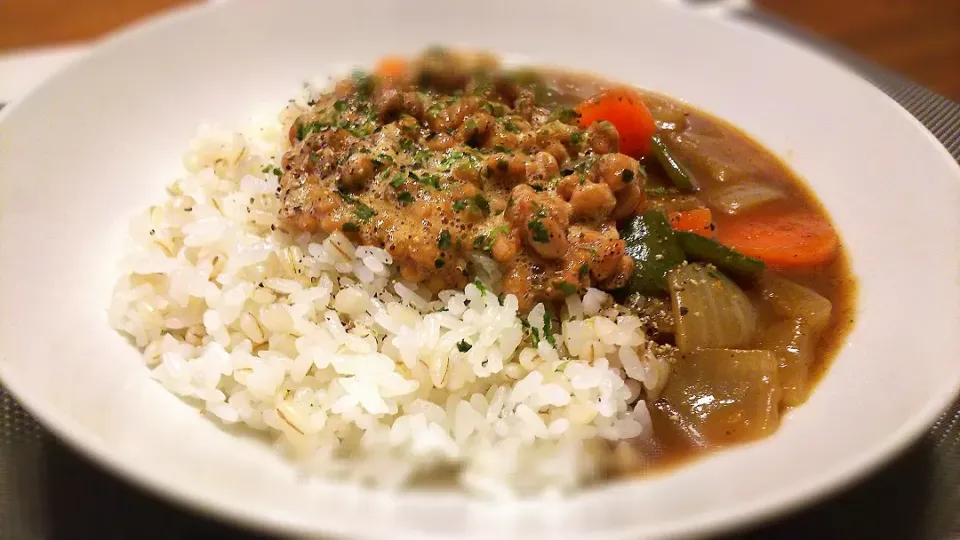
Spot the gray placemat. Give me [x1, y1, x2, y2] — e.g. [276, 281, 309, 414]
[1, 12, 959, 540]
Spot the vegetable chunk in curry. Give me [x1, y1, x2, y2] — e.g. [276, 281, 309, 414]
[280, 49, 643, 310]
[280, 48, 856, 472]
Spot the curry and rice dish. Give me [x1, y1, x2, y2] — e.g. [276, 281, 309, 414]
[110, 48, 855, 495]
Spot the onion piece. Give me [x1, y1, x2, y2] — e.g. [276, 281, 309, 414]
[759, 318, 815, 407]
[759, 273, 833, 334]
[708, 182, 786, 215]
[667, 263, 757, 353]
[656, 348, 782, 446]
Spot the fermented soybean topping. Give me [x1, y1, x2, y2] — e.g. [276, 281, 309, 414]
[279, 48, 857, 475]
[278, 49, 645, 310]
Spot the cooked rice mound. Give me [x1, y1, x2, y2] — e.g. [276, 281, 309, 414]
[108, 100, 670, 497]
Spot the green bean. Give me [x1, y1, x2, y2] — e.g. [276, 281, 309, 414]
[675, 231, 765, 280]
[651, 134, 699, 192]
[620, 210, 686, 294]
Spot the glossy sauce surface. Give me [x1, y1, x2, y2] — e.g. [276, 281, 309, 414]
[279, 50, 857, 477]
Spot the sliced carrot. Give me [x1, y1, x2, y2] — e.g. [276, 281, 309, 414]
[576, 87, 657, 157]
[717, 211, 839, 268]
[669, 208, 715, 238]
[374, 56, 409, 80]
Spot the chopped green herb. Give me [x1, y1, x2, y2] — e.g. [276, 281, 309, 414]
[272, 167, 283, 177]
[645, 185, 675, 197]
[557, 281, 578, 296]
[389, 173, 406, 189]
[543, 312, 556, 347]
[569, 131, 583, 145]
[439, 150, 467, 170]
[377, 153, 394, 164]
[310, 152, 319, 164]
[452, 199, 467, 212]
[578, 263, 590, 280]
[342, 222, 360, 233]
[527, 218, 549, 243]
[397, 191, 414, 205]
[417, 174, 441, 189]
[473, 234, 488, 251]
[434, 258, 446, 269]
[437, 230, 452, 249]
[471, 194, 491, 216]
[335, 189, 356, 203]
[492, 145, 514, 155]
[296, 120, 330, 141]
[333, 100, 347, 112]
[504, 122, 521, 134]
[351, 70, 374, 98]
[413, 149, 432, 165]
[472, 225, 508, 253]
[574, 155, 598, 175]
[463, 119, 478, 132]
[338, 120, 371, 138]
[354, 203, 376, 222]
[456, 340, 473, 353]
[426, 102, 444, 119]
[398, 139, 414, 152]
[549, 106, 580, 123]
[473, 279, 488, 294]
[261, 165, 273, 174]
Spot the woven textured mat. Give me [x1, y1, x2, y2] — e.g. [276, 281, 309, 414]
[0, 10, 958, 540]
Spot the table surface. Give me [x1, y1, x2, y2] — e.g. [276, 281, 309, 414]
[1, 0, 960, 101]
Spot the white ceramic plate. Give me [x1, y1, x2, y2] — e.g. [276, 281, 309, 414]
[1, 1, 958, 538]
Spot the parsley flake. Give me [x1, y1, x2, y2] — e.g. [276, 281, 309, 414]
[557, 281, 577, 296]
[473, 279, 488, 294]
[354, 203, 376, 222]
[543, 312, 556, 347]
[437, 230, 452, 249]
[527, 218, 549, 243]
[471, 194, 490, 216]
[418, 174, 441, 189]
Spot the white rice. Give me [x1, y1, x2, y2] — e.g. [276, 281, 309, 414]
[108, 101, 671, 497]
